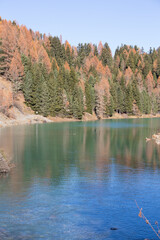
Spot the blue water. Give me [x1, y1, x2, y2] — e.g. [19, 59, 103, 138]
[0, 118, 160, 239]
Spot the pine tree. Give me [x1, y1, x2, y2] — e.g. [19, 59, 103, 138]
[0, 37, 6, 75]
[140, 91, 151, 114]
[126, 52, 135, 72]
[49, 36, 65, 66]
[94, 45, 98, 56]
[65, 45, 72, 66]
[71, 87, 83, 119]
[108, 95, 114, 116]
[125, 85, 133, 114]
[132, 78, 141, 110]
[156, 51, 160, 77]
[53, 70, 64, 116]
[30, 63, 42, 112]
[69, 67, 78, 92]
[117, 86, 125, 113]
[48, 71, 57, 116]
[100, 43, 112, 69]
[23, 70, 33, 105]
[110, 83, 117, 111]
[151, 94, 158, 115]
[40, 79, 50, 117]
[85, 82, 93, 114]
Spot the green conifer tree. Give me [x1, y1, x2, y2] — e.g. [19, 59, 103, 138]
[40, 79, 50, 117]
[23, 70, 33, 105]
[125, 85, 133, 115]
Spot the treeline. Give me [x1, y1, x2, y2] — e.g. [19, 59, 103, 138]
[0, 17, 160, 119]
[22, 56, 83, 118]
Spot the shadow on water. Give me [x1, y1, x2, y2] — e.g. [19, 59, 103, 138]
[0, 118, 160, 239]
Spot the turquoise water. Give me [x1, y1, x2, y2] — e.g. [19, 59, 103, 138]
[0, 118, 160, 239]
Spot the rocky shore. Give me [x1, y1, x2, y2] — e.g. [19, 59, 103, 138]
[152, 133, 160, 145]
[0, 112, 52, 128]
[1, 111, 160, 129]
[146, 133, 160, 145]
[0, 152, 10, 173]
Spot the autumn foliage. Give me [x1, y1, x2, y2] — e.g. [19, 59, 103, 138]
[0, 17, 160, 118]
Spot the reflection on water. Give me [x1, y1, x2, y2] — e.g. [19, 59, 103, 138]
[0, 118, 160, 239]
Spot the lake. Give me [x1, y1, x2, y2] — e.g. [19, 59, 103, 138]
[0, 118, 160, 240]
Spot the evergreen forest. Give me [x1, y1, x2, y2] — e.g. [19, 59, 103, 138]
[0, 17, 160, 119]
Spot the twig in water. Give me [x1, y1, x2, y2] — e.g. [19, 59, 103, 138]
[135, 200, 160, 239]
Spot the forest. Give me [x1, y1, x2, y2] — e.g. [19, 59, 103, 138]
[0, 17, 160, 119]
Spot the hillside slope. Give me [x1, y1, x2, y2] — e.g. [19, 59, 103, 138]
[0, 77, 52, 127]
[0, 17, 160, 120]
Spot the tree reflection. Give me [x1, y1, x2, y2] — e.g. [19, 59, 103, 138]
[0, 118, 160, 193]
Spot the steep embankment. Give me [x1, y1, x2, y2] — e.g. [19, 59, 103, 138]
[0, 77, 95, 128]
[0, 77, 52, 128]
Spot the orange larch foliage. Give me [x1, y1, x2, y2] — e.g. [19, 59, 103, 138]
[18, 28, 29, 56]
[124, 67, 133, 85]
[43, 34, 51, 52]
[145, 71, 155, 94]
[29, 29, 35, 40]
[137, 60, 141, 67]
[84, 56, 99, 73]
[8, 49, 24, 84]
[18, 25, 37, 61]
[0, 20, 18, 70]
[129, 48, 136, 55]
[84, 55, 111, 79]
[64, 61, 70, 71]
[96, 61, 105, 75]
[98, 75, 110, 92]
[18, 25, 51, 70]
[116, 69, 122, 82]
[30, 40, 39, 63]
[153, 59, 157, 73]
[35, 31, 41, 41]
[65, 40, 72, 52]
[105, 65, 112, 80]
[22, 26, 33, 49]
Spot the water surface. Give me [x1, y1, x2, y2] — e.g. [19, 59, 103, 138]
[0, 118, 160, 240]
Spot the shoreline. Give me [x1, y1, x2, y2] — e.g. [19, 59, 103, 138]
[106, 113, 160, 120]
[0, 112, 160, 129]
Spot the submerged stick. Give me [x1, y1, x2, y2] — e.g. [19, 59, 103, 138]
[135, 200, 160, 239]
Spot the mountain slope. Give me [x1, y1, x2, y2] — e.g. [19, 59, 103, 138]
[0, 17, 160, 120]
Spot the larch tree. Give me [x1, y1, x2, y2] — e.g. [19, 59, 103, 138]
[8, 49, 24, 92]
